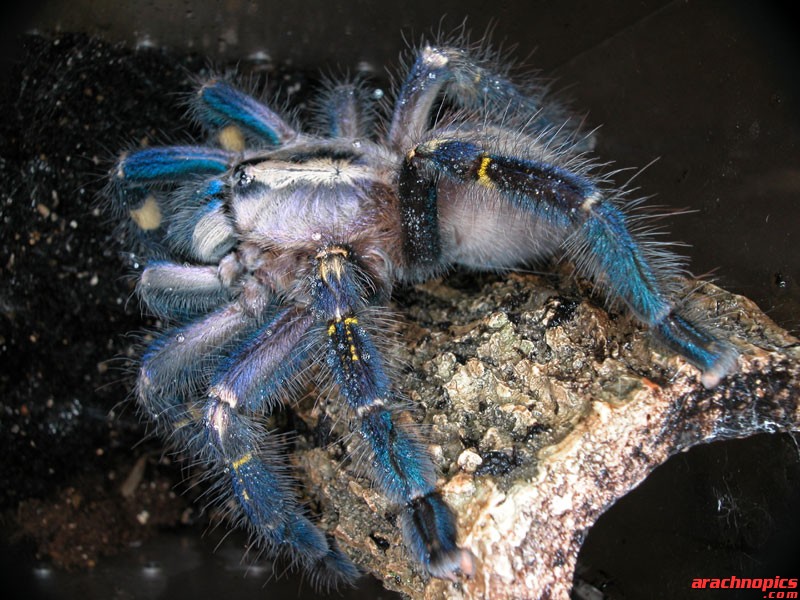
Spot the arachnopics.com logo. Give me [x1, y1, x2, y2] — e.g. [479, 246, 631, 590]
[691, 577, 798, 598]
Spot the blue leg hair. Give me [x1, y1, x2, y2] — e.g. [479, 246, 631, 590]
[397, 156, 441, 274]
[164, 179, 237, 262]
[115, 146, 235, 182]
[136, 304, 257, 446]
[208, 308, 314, 413]
[194, 79, 297, 146]
[200, 304, 358, 586]
[404, 138, 737, 383]
[111, 150, 237, 258]
[138, 305, 256, 410]
[314, 246, 474, 578]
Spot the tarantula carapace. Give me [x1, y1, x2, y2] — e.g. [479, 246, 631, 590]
[110, 42, 737, 586]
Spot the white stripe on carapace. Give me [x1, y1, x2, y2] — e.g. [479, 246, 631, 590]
[245, 158, 381, 189]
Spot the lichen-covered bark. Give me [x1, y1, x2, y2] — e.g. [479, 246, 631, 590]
[296, 271, 799, 599]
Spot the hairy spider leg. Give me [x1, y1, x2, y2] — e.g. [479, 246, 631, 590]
[137, 261, 235, 319]
[388, 45, 583, 152]
[198, 307, 360, 586]
[312, 246, 474, 580]
[193, 79, 298, 147]
[403, 137, 737, 386]
[397, 151, 442, 275]
[164, 177, 240, 262]
[316, 80, 372, 139]
[115, 146, 234, 181]
[206, 307, 313, 414]
[137, 304, 259, 456]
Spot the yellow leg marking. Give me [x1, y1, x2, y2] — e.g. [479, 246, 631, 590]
[237, 479, 251, 502]
[129, 195, 162, 230]
[344, 317, 359, 360]
[232, 454, 253, 502]
[218, 125, 245, 152]
[328, 317, 361, 360]
[232, 452, 253, 471]
[477, 155, 494, 187]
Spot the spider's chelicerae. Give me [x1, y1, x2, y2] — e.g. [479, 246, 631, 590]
[110, 40, 737, 586]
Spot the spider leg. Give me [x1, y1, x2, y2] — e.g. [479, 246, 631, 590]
[206, 307, 314, 413]
[388, 45, 587, 152]
[164, 178, 237, 262]
[403, 137, 737, 386]
[193, 79, 298, 147]
[137, 258, 242, 320]
[139, 304, 359, 586]
[311, 245, 474, 580]
[198, 307, 359, 586]
[315, 79, 372, 139]
[115, 147, 235, 182]
[136, 303, 258, 452]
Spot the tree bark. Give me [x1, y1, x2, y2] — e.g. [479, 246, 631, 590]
[299, 272, 800, 599]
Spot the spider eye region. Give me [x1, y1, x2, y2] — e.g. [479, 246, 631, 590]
[233, 164, 255, 188]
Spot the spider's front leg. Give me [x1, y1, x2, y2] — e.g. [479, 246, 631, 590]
[401, 137, 738, 387]
[312, 245, 475, 580]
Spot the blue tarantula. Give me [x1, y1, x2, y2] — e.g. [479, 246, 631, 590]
[110, 42, 737, 586]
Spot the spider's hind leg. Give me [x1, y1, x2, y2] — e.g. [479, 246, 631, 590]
[313, 78, 374, 139]
[403, 136, 738, 386]
[111, 149, 238, 262]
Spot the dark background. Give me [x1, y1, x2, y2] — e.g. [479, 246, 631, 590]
[1, 1, 798, 599]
